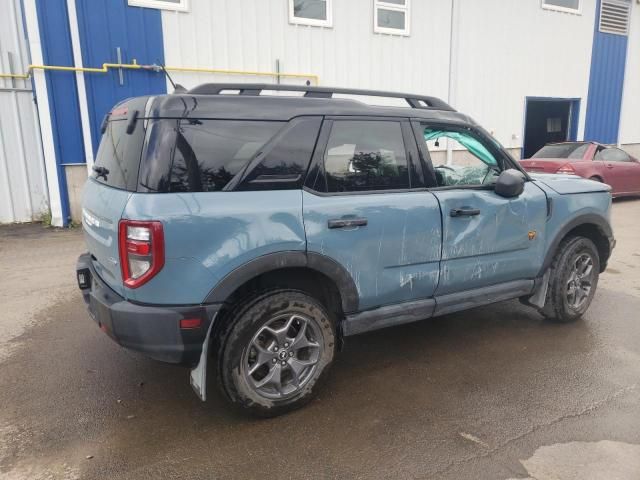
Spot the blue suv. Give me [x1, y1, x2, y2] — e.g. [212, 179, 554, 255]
[77, 84, 614, 416]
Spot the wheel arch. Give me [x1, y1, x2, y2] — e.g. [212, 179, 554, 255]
[204, 251, 359, 316]
[541, 214, 613, 275]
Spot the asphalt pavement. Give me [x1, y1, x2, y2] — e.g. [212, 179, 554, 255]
[1, 199, 639, 480]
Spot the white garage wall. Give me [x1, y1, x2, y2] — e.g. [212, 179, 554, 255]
[161, 0, 596, 155]
[452, 0, 596, 151]
[619, 2, 640, 155]
[161, 0, 452, 101]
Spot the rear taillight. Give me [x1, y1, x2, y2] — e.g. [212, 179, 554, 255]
[556, 163, 576, 175]
[118, 220, 164, 288]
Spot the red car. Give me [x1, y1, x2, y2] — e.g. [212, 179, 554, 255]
[520, 142, 640, 197]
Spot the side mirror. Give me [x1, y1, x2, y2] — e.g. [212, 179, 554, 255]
[495, 169, 525, 198]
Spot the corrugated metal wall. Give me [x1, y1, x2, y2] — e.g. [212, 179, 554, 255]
[0, 0, 49, 223]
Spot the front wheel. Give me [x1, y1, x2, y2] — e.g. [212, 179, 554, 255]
[540, 236, 600, 323]
[218, 290, 336, 417]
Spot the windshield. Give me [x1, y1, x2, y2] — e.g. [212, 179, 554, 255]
[532, 143, 589, 160]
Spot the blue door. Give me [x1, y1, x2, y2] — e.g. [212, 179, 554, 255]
[75, 0, 167, 154]
[414, 122, 548, 296]
[302, 119, 442, 311]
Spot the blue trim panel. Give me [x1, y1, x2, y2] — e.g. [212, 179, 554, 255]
[75, 0, 167, 154]
[584, 0, 629, 144]
[36, 0, 87, 225]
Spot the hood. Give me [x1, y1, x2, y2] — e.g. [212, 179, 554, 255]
[530, 173, 611, 195]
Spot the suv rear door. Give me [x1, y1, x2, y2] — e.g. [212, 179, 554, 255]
[82, 104, 146, 297]
[413, 121, 548, 306]
[302, 117, 442, 312]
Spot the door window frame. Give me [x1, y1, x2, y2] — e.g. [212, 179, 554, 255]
[303, 116, 425, 196]
[411, 120, 527, 190]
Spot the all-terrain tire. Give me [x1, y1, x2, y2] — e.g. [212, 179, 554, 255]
[539, 236, 600, 323]
[217, 290, 336, 417]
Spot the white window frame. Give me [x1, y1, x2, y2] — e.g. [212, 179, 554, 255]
[128, 0, 189, 12]
[288, 0, 333, 28]
[374, 0, 410, 36]
[541, 0, 582, 15]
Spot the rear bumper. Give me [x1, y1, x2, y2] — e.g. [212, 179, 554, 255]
[76, 253, 219, 365]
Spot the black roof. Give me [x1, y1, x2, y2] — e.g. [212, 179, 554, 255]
[141, 83, 476, 125]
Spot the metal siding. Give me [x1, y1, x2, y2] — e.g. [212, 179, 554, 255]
[75, 0, 167, 153]
[0, 0, 49, 223]
[584, 0, 629, 144]
[618, 1, 639, 144]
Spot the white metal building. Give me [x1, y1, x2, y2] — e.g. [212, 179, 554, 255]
[1, 0, 638, 226]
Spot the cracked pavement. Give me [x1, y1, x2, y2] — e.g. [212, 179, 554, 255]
[1, 199, 639, 479]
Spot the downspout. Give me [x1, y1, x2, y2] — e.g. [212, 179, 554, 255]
[446, 0, 456, 165]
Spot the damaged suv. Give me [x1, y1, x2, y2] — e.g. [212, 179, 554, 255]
[77, 84, 614, 416]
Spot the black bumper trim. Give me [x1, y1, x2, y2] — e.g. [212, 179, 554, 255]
[77, 253, 220, 365]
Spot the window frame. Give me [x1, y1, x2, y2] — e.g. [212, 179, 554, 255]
[541, 0, 582, 15]
[412, 120, 526, 191]
[288, 0, 333, 28]
[304, 116, 424, 196]
[374, 0, 411, 36]
[128, 0, 189, 12]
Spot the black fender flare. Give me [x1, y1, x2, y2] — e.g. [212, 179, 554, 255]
[539, 213, 613, 275]
[203, 251, 359, 313]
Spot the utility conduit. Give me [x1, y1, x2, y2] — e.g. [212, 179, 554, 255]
[0, 60, 320, 85]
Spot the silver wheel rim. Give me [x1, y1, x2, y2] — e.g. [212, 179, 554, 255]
[566, 252, 595, 310]
[242, 313, 323, 400]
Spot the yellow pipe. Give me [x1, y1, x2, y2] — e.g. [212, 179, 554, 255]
[0, 61, 319, 85]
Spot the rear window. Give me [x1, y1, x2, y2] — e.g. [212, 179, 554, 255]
[532, 143, 589, 160]
[170, 120, 284, 192]
[92, 119, 146, 191]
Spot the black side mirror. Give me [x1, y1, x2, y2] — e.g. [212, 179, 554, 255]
[495, 169, 525, 198]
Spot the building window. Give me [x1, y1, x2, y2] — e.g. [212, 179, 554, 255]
[374, 0, 410, 36]
[541, 0, 581, 14]
[128, 0, 189, 12]
[289, 0, 333, 27]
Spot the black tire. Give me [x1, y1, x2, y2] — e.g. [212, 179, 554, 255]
[540, 236, 600, 323]
[217, 290, 336, 417]
[589, 176, 603, 183]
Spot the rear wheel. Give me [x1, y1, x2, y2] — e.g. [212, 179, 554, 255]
[589, 176, 603, 183]
[540, 236, 600, 323]
[218, 290, 336, 417]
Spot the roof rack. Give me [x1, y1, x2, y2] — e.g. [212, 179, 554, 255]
[187, 83, 455, 111]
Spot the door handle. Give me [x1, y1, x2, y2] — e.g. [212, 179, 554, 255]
[606, 163, 614, 169]
[328, 217, 368, 229]
[450, 207, 480, 217]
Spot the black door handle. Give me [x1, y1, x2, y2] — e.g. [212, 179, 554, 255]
[450, 208, 480, 217]
[328, 217, 368, 229]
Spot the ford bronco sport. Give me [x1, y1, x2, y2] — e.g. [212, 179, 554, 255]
[77, 84, 614, 416]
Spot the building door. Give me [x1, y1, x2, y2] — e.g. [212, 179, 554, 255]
[523, 98, 580, 159]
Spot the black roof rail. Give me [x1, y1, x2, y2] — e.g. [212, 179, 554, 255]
[186, 83, 455, 111]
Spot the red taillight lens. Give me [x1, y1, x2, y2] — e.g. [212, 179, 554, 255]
[118, 220, 164, 289]
[556, 163, 576, 175]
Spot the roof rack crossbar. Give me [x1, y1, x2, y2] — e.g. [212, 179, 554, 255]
[187, 83, 455, 111]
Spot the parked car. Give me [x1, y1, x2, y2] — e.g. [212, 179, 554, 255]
[520, 142, 640, 197]
[77, 84, 615, 416]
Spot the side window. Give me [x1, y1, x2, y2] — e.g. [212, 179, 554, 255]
[170, 120, 283, 192]
[420, 126, 501, 187]
[324, 120, 410, 192]
[238, 117, 322, 190]
[595, 147, 630, 162]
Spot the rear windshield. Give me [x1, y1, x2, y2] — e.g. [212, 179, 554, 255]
[92, 119, 146, 191]
[532, 143, 589, 160]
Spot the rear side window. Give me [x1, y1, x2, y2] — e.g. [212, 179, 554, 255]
[324, 120, 409, 192]
[170, 120, 284, 192]
[92, 119, 146, 191]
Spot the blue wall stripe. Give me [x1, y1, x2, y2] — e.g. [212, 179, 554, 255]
[75, 0, 167, 154]
[36, 0, 88, 225]
[584, 0, 629, 144]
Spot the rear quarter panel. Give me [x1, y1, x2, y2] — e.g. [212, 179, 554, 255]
[122, 190, 306, 304]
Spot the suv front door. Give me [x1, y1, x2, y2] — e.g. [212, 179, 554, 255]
[413, 121, 548, 304]
[302, 118, 442, 313]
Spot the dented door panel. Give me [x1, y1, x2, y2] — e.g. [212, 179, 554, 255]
[303, 190, 442, 310]
[433, 182, 548, 295]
